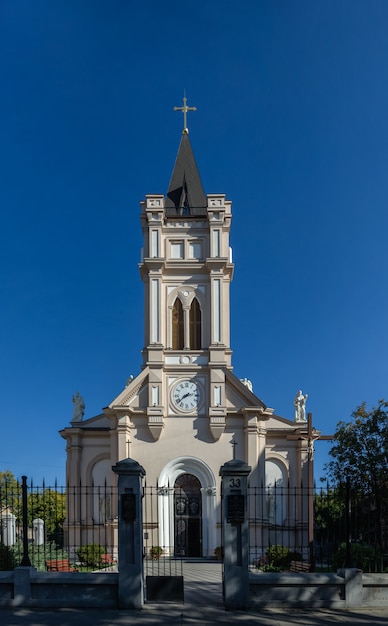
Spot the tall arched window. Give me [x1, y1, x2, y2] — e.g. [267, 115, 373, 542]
[265, 460, 286, 526]
[172, 298, 184, 350]
[91, 459, 112, 524]
[189, 298, 202, 349]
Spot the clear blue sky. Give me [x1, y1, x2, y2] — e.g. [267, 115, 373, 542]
[1, 1, 387, 485]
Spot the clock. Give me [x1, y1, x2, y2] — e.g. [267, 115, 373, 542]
[172, 380, 201, 412]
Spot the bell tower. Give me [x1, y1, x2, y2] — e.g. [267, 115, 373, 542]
[138, 99, 234, 441]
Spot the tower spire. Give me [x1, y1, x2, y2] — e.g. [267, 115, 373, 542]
[173, 96, 197, 135]
[165, 133, 206, 216]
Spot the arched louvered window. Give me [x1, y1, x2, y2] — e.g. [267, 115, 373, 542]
[189, 298, 202, 350]
[172, 298, 184, 350]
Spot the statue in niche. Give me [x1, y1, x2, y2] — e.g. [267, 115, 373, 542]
[294, 389, 308, 422]
[99, 495, 111, 524]
[72, 391, 85, 422]
[267, 490, 276, 523]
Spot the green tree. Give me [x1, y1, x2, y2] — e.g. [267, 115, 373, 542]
[314, 488, 345, 537]
[314, 487, 346, 568]
[28, 489, 66, 540]
[0, 472, 66, 546]
[0, 470, 22, 519]
[327, 400, 388, 487]
[326, 400, 388, 550]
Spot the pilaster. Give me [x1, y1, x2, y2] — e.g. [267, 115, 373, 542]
[208, 367, 226, 440]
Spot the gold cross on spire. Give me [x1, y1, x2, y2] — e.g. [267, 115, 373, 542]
[173, 96, 197, 134]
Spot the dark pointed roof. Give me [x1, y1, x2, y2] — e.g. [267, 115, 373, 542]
[165, 133, 207, 217]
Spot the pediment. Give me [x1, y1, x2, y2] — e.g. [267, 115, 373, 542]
[77, 412, 111, 429]
[265, 413, 298, 430]
[224, 370, 270, 412]
[108, 367, 149, 410]
[224, 371, 299, 430]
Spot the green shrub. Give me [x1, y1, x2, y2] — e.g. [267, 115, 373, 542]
[333, 542, 381, 571]
[214, 546, 223, 561]
[1, 540, 68, 571]
[260, 563, 282, 572]
[266, 545, 291, 569]
[0, 543, 15, 570]
[77, 544, 104, 567]
[28, 542, 69, 571]
[149, 546, 163, 560]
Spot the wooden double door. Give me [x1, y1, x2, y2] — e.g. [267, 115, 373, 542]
[174, 474, 202, 557]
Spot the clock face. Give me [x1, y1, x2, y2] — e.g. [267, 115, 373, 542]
[172, 380, 200, 412]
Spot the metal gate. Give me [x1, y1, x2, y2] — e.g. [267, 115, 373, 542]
[142, 479, 222, 605]
[142, 483, 184, 602]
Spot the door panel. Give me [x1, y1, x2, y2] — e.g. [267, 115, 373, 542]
[174, 474, 202, 557]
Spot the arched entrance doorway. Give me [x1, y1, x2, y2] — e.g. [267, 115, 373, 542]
[174, 474, 202, 557]
[158, 456, 217, 557]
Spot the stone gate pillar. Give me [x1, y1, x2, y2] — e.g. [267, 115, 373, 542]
[220, 458, 251, 610]
[112, 458, 146, 609]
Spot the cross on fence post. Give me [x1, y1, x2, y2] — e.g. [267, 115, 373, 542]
[230, 437, 238, 460]
[287, 412, 334, 571]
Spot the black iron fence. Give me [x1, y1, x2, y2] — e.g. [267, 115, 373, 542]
[142, 484, 184, 578]
[1, 477, 387, 573]
[248, 481, 388, 573]
[0, 478, 118, 571]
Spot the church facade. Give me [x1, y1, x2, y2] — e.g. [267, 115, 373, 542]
[60, 115, 311, 559]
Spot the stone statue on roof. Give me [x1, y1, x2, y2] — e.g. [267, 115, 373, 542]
[72, 391, 85, 422]
[240, 378, 253, 392]
[294, 389, 308, 423]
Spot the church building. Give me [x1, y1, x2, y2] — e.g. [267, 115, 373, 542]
[60, 101, 311, 559]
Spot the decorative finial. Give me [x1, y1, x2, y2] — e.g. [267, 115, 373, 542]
[173, 96, 197, 134]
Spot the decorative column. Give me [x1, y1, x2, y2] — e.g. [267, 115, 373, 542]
[220, 458, 251, 610]
[1, 511, 16, 546]
[112, 458, 146, 609]
[32, 518, 44, 545]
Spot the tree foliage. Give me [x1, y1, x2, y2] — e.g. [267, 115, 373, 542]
[326, 400, 388, 491]
[28, 489, 66, 538]
[314, 488, 345, 537]
[0, 470, 22, 518]
[332, 542, 381, 572]
[0, 471, 66, 543]
[325, 400, 388, 551]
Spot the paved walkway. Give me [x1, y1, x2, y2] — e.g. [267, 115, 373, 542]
[145, 558, 223, 606]
[2, 561, 388, 625]
[1, 605, 388, 625]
